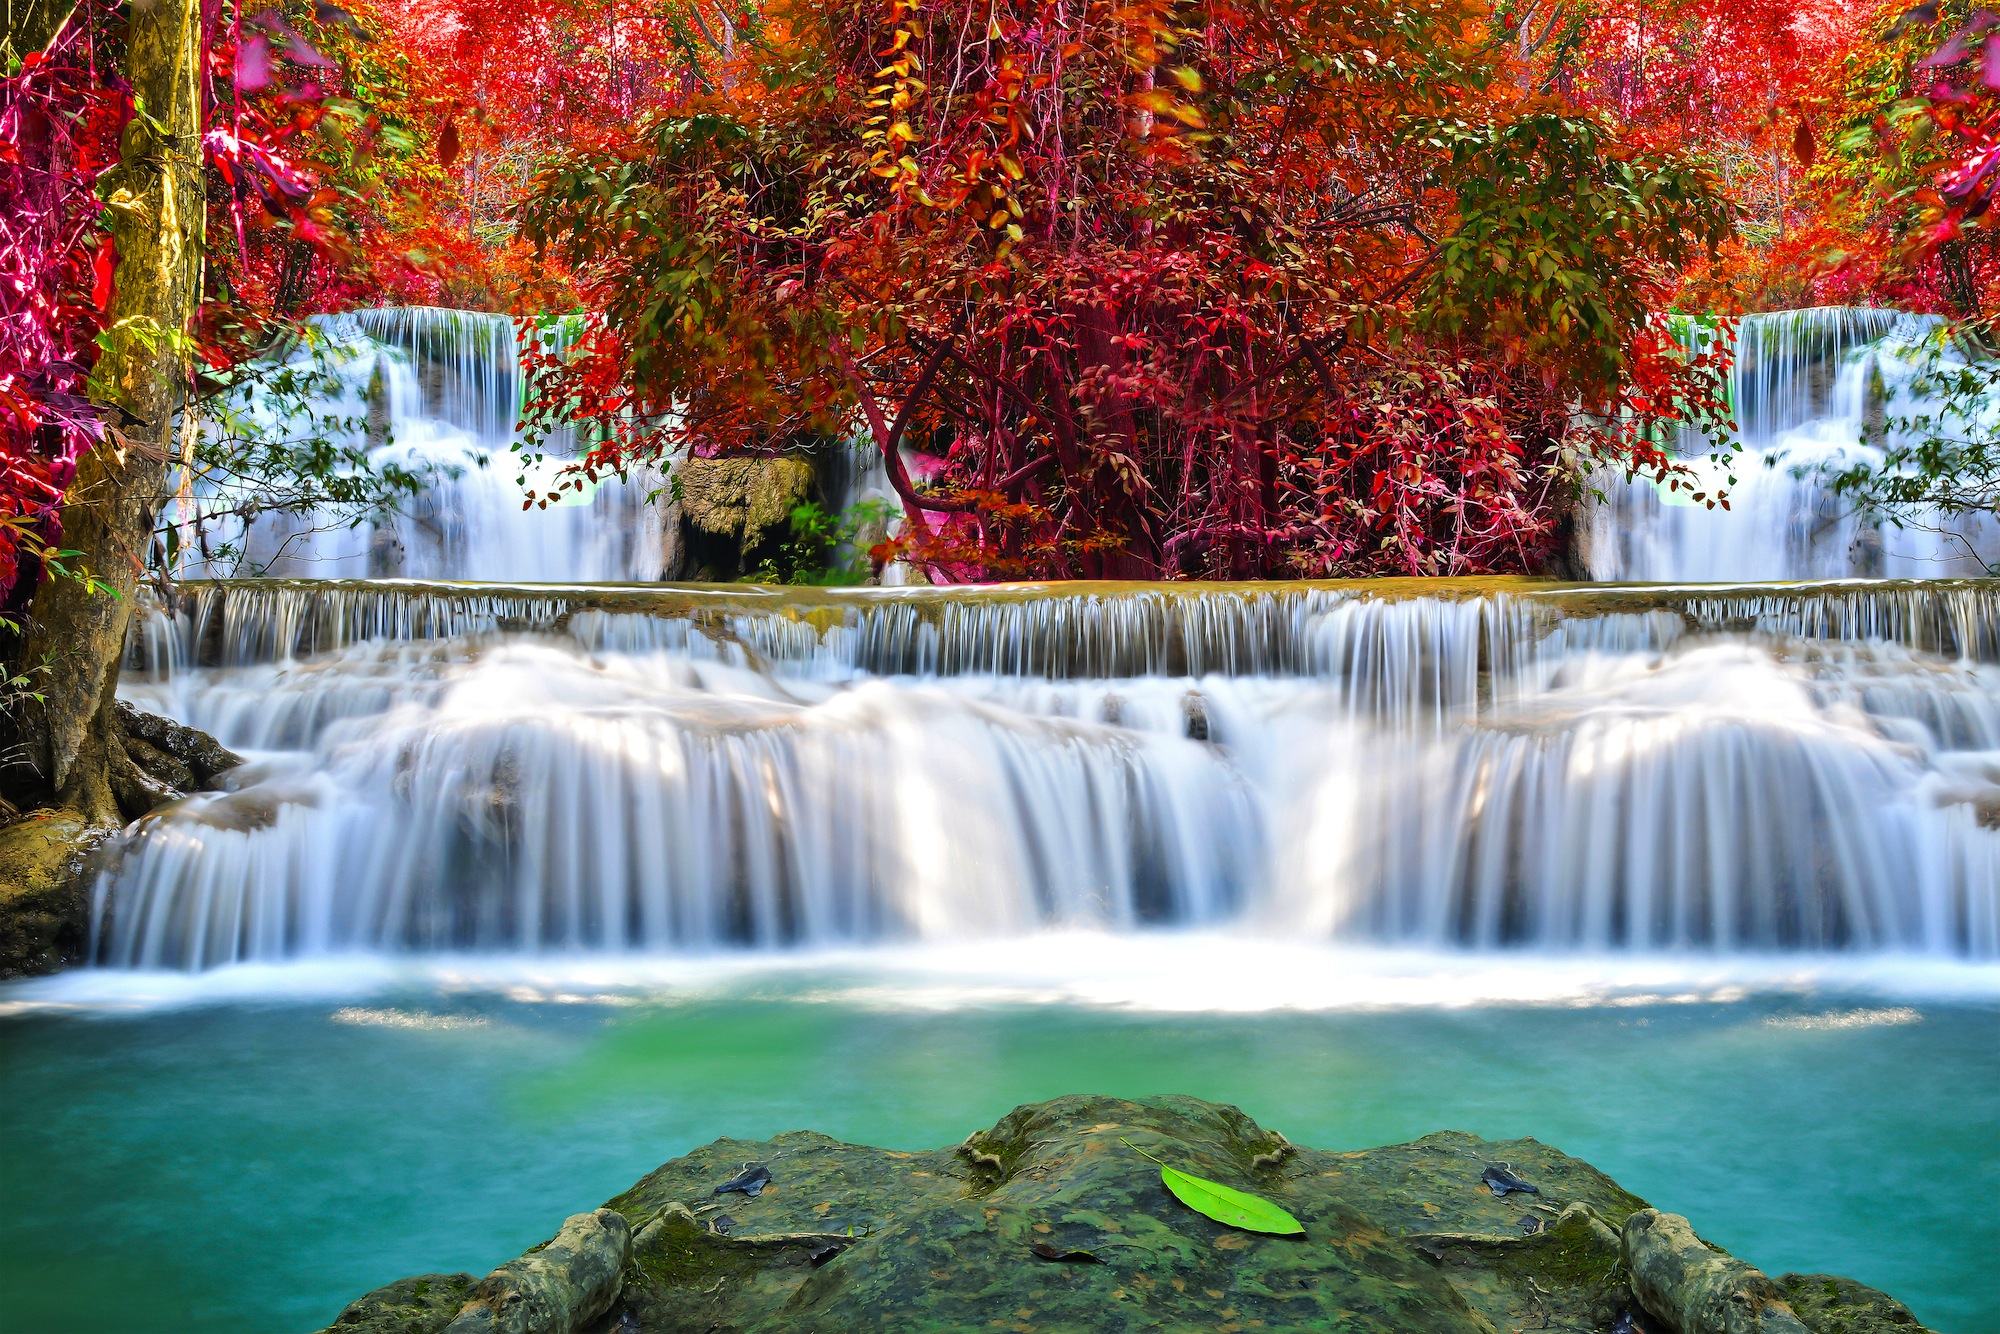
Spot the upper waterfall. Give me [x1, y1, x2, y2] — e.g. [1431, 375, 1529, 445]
[176, 303, 2000, 588]
[1584, 306, 2000, 582]
[175, 308, 664, 583]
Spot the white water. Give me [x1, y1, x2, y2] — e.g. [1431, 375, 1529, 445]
[1584, 307, 2000, 581]
[176, 308, 664, 582]
[85, 580, 2000, 970]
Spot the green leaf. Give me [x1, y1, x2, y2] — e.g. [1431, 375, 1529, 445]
[1157, 1166, 1305, 1235]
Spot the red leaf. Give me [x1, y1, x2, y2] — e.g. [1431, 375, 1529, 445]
[91, 235, 117, 314]
[439, 119, 460, 169]
[1792, 120, 1817, 169]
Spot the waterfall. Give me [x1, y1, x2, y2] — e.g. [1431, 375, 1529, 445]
[96, 578, 2000, 969]
[78, 299, 2000, 973]
[173, 308, 664, 582]
[1583, 306, 2000, 581]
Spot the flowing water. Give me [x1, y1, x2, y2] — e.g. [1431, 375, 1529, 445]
[1584, 307, 2000, 580]
[176, 309, 665, 582]
[9, 307, 2000, 1331]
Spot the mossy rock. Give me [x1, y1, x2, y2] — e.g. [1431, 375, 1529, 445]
[677, 459, 817, 549]
[321, 1096, 1935, 1334]
[1775, 1273, 1929, 1334]
[0, 810, 109, 978]
[324, 1273, 477, 1334]
[323, 1095, 1682, 1334]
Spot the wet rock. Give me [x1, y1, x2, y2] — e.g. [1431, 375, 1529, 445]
[323, 1273, 477, 1334]
[1624, 1208, 1815, 1334]
[322, 1098, 1929, 1334]
[115, 700, 243, 787]
[121, 733, 196, 793]
[439, 1209, 631, 1334]
[0, 811, 109, 978]
[1775, 1273, 1931, 1334]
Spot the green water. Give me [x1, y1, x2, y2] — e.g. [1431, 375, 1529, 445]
[2, 984, 1996, 1334]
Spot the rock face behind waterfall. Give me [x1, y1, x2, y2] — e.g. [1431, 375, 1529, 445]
[314, 1095, 1929, 1334]
[664, 457, 818, 581]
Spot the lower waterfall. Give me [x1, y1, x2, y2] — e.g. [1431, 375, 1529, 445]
[92, 579, 2000, 969]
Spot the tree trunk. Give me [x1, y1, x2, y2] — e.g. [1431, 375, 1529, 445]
[1939, 238, 1982, 317]
[19, 0, 203, 824]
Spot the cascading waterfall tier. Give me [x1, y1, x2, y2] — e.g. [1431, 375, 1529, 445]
[1584, 306, 2000, 582]
[174, 307, 664, 583]
[96, 577, 2000, 969]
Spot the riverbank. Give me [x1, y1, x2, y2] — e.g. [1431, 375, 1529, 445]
[317, 1093, 1927, 1334]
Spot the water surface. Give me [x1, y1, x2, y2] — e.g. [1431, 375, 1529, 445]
[4, 947, 1996, 1334]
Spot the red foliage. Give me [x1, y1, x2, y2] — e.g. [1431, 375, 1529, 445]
[518, 0, 1734, 580]
[0, 6, 126, 599]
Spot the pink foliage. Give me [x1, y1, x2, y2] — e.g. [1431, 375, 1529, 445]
[0, 5, 126, 603]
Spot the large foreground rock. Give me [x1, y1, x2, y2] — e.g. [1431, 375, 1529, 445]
[315, 1095, 1932, 1334]
[0, 811, 109, 977]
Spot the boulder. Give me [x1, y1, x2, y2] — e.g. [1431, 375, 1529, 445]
[1775, 1273, 1929, 1334]
[115, 700, 243, 787]
[0, 811, 109, 977]
[1624, 1208, 1815, 1334]
[315, 1097, 1937, 1334]
[324, 1274, 478, 1334]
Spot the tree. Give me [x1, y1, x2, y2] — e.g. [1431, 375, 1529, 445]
[13, 0, 204, 822]
[518, 0, 1734, 580]
[0, 0, 426, 818]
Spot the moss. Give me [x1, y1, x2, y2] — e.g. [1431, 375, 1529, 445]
[1776, 1273, 1931, 1334]
[0, 811, 109, 978]
[320, 1272, 475, 1334]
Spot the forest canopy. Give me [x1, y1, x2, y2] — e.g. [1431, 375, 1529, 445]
[3, 0, 1998, 592]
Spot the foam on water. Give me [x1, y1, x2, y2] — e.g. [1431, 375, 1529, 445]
[14, 932, 2000, 1017]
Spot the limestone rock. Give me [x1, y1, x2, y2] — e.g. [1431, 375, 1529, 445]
[0, 811, 109, 977]
[667, 458, 816, 579]
[439, 1208, 631, 1334]
[1624, 1208, 1814, 1334]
